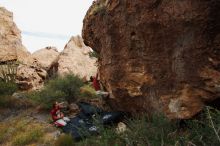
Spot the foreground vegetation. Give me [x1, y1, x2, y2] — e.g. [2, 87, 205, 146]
[1, 74, 220, 146]
[55, 107, 220, 146]
[26, 74, 96, 110]
[0, 110, 59, 146]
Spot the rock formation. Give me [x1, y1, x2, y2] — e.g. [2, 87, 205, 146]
[32, 47, 59, 71]
[0, 7, 30, 63]
[82, 0, 220, 119]
[16, 64, 47, 90]
[57, 35, 97, 79]
[0, 7, 46, 90]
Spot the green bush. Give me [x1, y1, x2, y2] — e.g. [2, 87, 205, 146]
[55, 134, 75, 146]
[47, 74, 84, 102]
[27, 74, 84, 110]
[0, 80, 17, 96]
[27, 88, 65, 110]
[0, 80, 18, 108]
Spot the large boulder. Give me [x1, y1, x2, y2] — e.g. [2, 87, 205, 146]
[0, 7, 47, 90]
[82, 0, 220, 119]
[0, 7, 30, 63]
[16, 64, 47, 90]
[57, 35, 97, 79]
[32, 47, 59, 71]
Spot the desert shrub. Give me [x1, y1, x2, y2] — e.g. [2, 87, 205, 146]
[46, 74, 84, 102]
[54, 107, 220, 145]
[180, 107, 220, 146]
[123, 114, 178, 146]
[55, 134, 75, 146]
[78, 126, 125, 146]
[77, 113, 176, 146]
[27, 74, 84, 110]
[55, 108, 220, 146]
[80, 85, 98, 99]
[0, 80, 17, 96]
[0, 80, 18, 108]
[27, 89, 65, 110]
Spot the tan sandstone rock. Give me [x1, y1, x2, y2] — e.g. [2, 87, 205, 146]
[32, 46, 59, 70]
[82, 0, 220, 119]
[16, 64, 47, 90]
[0, 7, 47, 90]
[0, 7, 30, 63]
[57, 35, 97, 79]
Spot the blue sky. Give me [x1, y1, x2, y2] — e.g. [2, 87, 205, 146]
[0, 0, 93, 52]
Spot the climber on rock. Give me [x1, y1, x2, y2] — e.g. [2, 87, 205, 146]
[50, 101, 70, 127]
[90, 73, 109, 97]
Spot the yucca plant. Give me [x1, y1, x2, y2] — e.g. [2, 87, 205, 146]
[0, 61, 19, 83]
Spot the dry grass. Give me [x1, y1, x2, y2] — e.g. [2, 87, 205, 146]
[0, 110, 59, 146]
[80, 85, 98, 100]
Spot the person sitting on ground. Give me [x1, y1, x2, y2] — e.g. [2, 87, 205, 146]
[50, 101, 70, 127]
[90, 73, 109, 97]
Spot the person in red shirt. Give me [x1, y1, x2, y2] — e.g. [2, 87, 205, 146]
[90, 73, 101, 91]
[90, 73, 109, 97]
[50, 101, 70, 127]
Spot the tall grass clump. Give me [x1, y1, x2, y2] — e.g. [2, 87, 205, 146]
[80, 84, 98, 100]
[0, 80, 18, 107]
[123, 114, 178, 146]
[0, 80, 17, 96]
[77, 121, 125, 146]
[181, 107, 220, 146]
[27, 74, 84, 110]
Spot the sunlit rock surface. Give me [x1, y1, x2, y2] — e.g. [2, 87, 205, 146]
[0, 7, 47, 90]
[57, 35, 97, 79]
[32, 47, 59, 71]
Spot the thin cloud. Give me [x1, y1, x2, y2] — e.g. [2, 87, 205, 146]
[22, 31, 70, 40]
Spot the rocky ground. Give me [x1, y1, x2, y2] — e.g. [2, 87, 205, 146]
[0, 107, 60, 146]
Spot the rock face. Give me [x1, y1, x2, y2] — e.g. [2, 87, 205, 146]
[82, 0, 220, 119]
[16, 64, 47, 90]
[0, 7, 47, 90]
[32, 47, 59, 71]
[0, 7, 30, 63]
[57, 35, 97, 79]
